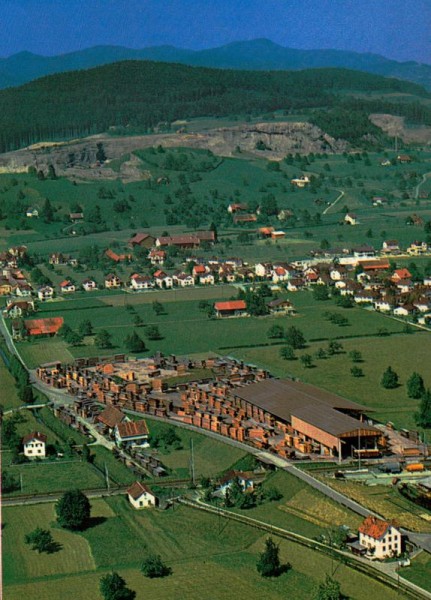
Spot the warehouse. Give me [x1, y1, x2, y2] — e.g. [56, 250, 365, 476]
[231, 379, 381, 459]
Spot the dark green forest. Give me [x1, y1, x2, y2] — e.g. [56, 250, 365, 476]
[0, 60, 428, 152]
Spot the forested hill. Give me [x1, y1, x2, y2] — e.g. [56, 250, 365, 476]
[1, 39, 431, 90]
[0, 60, 428, 153]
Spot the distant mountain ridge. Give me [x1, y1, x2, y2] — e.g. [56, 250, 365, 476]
[1, 38, 431, 90]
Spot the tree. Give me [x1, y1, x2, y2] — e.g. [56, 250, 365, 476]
[55, 489, 91, 530]
[350, 366, 364, 378]
[42, 198, 54, 223]
[285, 326, 306, 349]
[47, 164, 57, 180]
[78, 319, 93, 336]
[2, 469, 20, 493]
[280, 345, 295, 360]
[313, 285, 330, 301]
[327, 339, 343, 355]
[100, 572, 136, 600]
[315, 575, 342, 600]
[256, 537, 286, 577]
[267, 324, 284, 339]
[407, 372, 425, 399]
[145, 325, 162, 340]
[152, 301, 165, 315]
[19, 384, 35, 404]
[348, 350, 362, 363]
[124, 331, 147, 353]
[95, 329, 112, 349]
[141, 554, 172, 578]
[416, 389, 431, 428]
[133, 314, 144, 327]
[96, 142, 107, 163]
[300, 354, 313, 368]
[381, 366, 399, 389]
[24, 527, 55, 553]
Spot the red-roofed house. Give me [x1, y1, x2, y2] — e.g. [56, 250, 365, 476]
[214, 300, 247, 318]
[97, 406, 125, 432]
[358, 516, 401, 558]
[60, 280, 76, 293]
[105, 249, 132, 263]
[153, 270, 173, 289]
[127, 481, 157, 509]
[391, 268, 412, 283]
[148, 249, 166, 265]
[23, 432, 47, 458]
[115, 419, 149, 448]
[24, 317, 63, 337]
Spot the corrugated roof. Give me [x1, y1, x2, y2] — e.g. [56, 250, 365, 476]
[117, 419, 149, 439]
[292, 404, 380, 437]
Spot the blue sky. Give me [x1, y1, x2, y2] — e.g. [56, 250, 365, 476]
[2, 0, 430, 63]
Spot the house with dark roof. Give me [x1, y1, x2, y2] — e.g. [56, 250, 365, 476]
[127, 481, 157, 509]
[97, 406, 125, 433]
[23, 432, 47, 458]
[115, 419, 149, 448]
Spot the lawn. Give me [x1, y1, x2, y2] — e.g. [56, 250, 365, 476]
[3, 497, 401, 600]
[228, 470, 363, 539]
[16, 291, 409, 369]
[402, 551, 431, 592]
[228, 329, 431, 430]
[144, 417, 246, 479]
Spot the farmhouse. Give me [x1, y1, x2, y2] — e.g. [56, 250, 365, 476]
[128, 233, 156, 249]
[26, 207, 39, 218]
[358, 516, 402, 558]
[127, 481, 157, 509]
[214, 300, 247, 318]
[115, 419, 149, 448]
[97, 405, 126, 434]
[23, 316, 63, 337]
[22, 432, 47, 458]
[291, 176, 310, 188]
[156, 234, 201, 249]
[266, 298, 295, 314]
[69, 212, 84, 222]
[228, 203, 249, 213]
[231, 379, 381, 459]
[3, 300, 34, 318]
[344, 213, 358, 226]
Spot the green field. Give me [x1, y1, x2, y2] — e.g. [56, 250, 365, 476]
[402, 551, 431, 592]
[16, 291, 409, 369]
[3, 497, 401, 600]
[144, 418, 246, 479]
[228, 329, 431, 430]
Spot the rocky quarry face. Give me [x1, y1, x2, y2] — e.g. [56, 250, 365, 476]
[0, 121, 349, 181]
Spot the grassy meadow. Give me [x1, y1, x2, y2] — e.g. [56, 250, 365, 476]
[3, 496, 401, 600]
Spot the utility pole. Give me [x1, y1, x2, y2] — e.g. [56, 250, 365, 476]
[189, 439, 195, 486]
[358, 428, 361, 471]
[104, 462, 110, 492]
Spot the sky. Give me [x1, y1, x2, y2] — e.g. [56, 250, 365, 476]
[1, 0, 430, 64]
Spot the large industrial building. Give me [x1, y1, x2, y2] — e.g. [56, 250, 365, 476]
[230, 379, 381, 459]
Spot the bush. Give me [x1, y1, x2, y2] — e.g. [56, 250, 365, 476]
[141, 554, 172, 578]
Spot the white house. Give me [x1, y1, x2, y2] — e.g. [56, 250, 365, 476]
[153, 270, 173, 289]
[173, 272, 195, 287]
[127, 481, 157, 509]
[26, 207, 39, 218]
[23, 432, 47, 459]
[199, 273, 215, 285]
[344, 213, 358, 226]
[115, 419, 149, 448]
[60, 280, 76, 294]
[358, 516, 402, 559]
[82, 278, 97, 292]
[130, 274, 153, 291]
[37, 286, 54, 301]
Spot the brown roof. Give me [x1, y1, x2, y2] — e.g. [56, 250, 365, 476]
[359, 516, 394, 539]
[22, 431, 47, 444]
[233, 379, 372, 435]
[116, 419, 149, 439]
[97, 405, 125, 428]
[292, 404, 380, 437]
[127, 481, 155, 500]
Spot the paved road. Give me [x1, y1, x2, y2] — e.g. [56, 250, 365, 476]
[323, 189, 344, 215]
